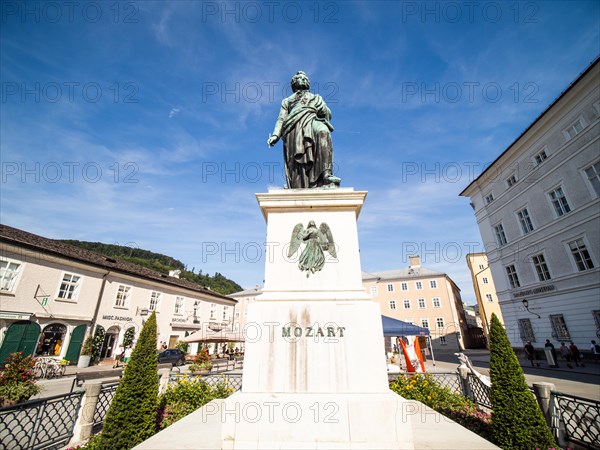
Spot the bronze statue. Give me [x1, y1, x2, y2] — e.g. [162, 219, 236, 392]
[267, 71, 341, 188]
[287, 221, 336, 276]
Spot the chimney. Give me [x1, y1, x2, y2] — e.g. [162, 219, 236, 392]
[409, 255, 421, 268]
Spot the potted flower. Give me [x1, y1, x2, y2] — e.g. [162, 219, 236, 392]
[77, 336, 94, 368]
[0, 352, 42, 407]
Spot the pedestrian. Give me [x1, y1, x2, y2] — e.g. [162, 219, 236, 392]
[591, 340, 600, 363]
[113, 344, 125, 368]
[162, 341, 168, 351]
[124, 345, 133, 364]
[560, 342, 571, 366]
[524, 341, 538, 367]
[544, 339, 559, 368]
[569, 341, 583, 367]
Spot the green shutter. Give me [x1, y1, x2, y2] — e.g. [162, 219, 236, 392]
[65, 324, 87, 364]
[0, 321, 41, 363]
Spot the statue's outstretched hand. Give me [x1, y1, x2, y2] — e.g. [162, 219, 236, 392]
[267, 135, 279, 147]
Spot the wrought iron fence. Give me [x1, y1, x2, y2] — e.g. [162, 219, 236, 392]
[467, 373, 491, 409]
[93, 382, 120, 432]
[168, 373, 243, 392]
[429, 372, 463, 395]
[553, 391, 600, 449]
[0, 391, 83, 450]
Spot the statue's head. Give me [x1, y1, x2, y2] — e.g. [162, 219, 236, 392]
[291, 71, 310, 92]
[308, 220, 316, 228]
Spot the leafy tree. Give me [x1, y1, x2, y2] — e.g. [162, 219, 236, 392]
[489, 313, 556, 449]
[96, 312, 158, 449]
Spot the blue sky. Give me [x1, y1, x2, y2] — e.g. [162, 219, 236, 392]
[1, 1, 599, 304]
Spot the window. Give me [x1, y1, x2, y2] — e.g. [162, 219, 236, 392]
[568, 238, 594, 271]
[482, 277, 489, 284]
[584, 162, 600, 197]
[370, 286, 378, 296]
[494, 223, 508, 246]
[506, 174, 517, 188]
[174, 296, 184, 315]
[478, 264, 484, 270]
[210, 303, 216, 319]
[421, 318, 430, 329]
[593, 310, 600, 331]
[115, 285, 131, 308]
[518, 318, 535, 342]
[549, 186, 571, 217]
[235, 311, 240, 318]
[532, 254, 551, 281]
[432, 297, 441, 308]
[223, 306, 228, 320]
[517, 208, 534, 234]
[403, 299, 411, 309]
[0, 259, 21, 291]
[418, 298, 426, 309]
[436, 317, 445, 328]
[564, 118, 584, 139]
[534, 149, 548, 165]
[484, 193, 494, 205]
[401, 283, 408, 291]
[387, 284, 394, 292]
[485, 294, 493, 302]
[549, 314, 570, 340]
[415, 281, 423, 290]
[389, 300, 396, 310]
[439, 336, 447, 345]
[149, 291, 161, 311]
[505, 265, 520, 288]
[429, 280, 437, 289]
[404, 318, 414, 324]
[58, 273, 81, 300]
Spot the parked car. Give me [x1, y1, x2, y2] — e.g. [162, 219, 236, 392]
[157, 348, 186, 366]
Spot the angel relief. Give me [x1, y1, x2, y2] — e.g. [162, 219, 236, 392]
[287, 220, 337, 276]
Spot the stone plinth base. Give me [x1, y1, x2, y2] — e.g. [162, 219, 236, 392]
[136, 392, 498, 450]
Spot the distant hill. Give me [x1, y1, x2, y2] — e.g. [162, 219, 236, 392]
[58, 240, 243, 295]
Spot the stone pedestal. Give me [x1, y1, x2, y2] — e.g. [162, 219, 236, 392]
[136, 188, 498, 450]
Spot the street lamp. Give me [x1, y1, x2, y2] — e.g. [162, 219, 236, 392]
[522, 299, 541, 319]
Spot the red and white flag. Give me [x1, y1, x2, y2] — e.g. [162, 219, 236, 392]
[399, 336, 425, 373]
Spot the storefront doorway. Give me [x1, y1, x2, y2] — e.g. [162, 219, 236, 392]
[100, 326, 119, 358]
[36, 323, 67, 356]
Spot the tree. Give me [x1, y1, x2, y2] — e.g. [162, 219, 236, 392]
[97, 312, 158, 449]
[489, 313, 556, 449]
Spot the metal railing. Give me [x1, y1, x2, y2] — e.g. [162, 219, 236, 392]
[467, 373, 492, 409]
[553, 391, 600, 449]
[93, 382, 120, 432]
[168, 372, 243, 392]
[0, 391, 83, 450]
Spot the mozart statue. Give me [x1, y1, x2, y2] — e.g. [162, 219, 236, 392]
[267, 71, 341, 188]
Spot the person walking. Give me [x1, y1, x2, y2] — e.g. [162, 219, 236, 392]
[524, 341, 538, 367]
[544, 339, 559, 368]
[591, 340, 600, 363]
[123, 346, 133, 365]
[569, 341, 583, 367]
[560, 342, 571, 366]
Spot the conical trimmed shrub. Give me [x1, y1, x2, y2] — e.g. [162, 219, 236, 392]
[98, 311, 158, 449]
[489, 313, 556, 449]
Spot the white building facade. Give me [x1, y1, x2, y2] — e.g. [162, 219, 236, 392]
[0, 224, 236, 364]
[460, 59, 600, 351]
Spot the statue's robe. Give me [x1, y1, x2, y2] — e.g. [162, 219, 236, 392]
[272, 91, 334, 188]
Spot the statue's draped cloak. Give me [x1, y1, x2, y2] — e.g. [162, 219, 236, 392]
[275, 92, 334, 188]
